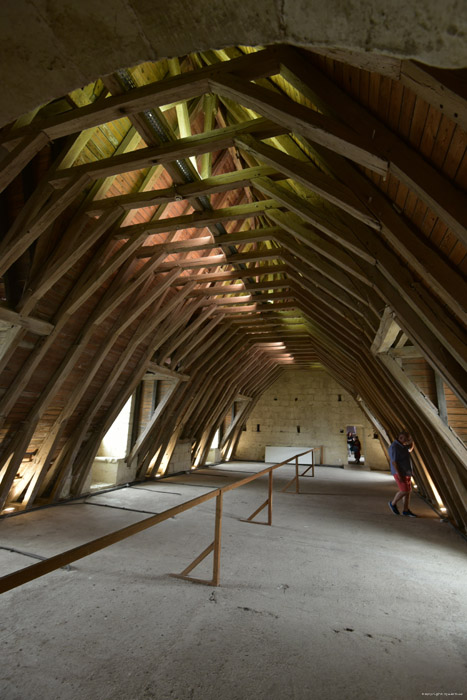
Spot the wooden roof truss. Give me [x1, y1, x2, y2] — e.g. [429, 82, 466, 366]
[0, 44, 466, 531]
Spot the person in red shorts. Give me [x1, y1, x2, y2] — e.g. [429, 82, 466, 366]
[388, 431, 418, 517]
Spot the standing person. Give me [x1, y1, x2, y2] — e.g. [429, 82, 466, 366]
[347, 432, 354, 459]
[388, 431, 418, 517]
[353, 435, 361, 464]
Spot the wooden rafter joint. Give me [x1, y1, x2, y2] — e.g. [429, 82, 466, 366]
[146, 361, 190, 382]
[0, 303, 54, 337]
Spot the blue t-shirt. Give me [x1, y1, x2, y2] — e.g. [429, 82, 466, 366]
[388, 440, 412, 476]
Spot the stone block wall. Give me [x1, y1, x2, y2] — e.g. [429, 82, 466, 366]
[235, 368, 388, 470]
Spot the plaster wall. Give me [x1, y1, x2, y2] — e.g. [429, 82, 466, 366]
[166, 439, 192, 475]
[1, 1, 466, 127]
[235, 368, 388, 469]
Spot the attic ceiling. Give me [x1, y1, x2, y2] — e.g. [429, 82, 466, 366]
[0, 27, 466, 532]
[1, 0, 467, 127]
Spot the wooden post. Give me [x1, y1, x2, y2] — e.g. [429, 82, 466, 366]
[213, 492, 223, 586]
[268, 470, 273, 526]
[295, 457, 299, 494]
[170, 491, 223, 587]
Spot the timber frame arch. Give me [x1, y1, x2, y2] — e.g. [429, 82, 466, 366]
[0, 40, 466, 531]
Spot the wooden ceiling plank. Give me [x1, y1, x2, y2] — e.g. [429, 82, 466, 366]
[389, 345, 423, 358]
[136, 225, 283, 256]
[279, 242, 376, 322]
[270, 212, 372, 289]
[280, 48, 467, 247]
[400, 61, 467, 133]
[203, 290, 293, 306]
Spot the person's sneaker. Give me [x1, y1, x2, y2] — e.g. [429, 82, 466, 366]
[388, 501, 400, 515]
[402, 510, 418, 517]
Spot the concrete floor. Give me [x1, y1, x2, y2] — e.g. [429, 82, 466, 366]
[1, 463, 466, 700]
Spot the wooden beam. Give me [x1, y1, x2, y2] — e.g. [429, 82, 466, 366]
[0, 173, 89, 277]
[209, 73, 388, 174]
[200, 93, 218, 179]
[235, 135, 379, 229]
[84, 165, 280, 215]
[388, 345, 423, 358]
[280, 48, 467, 247]
[309, 47, 402, 78]
[0, 132, 49, 194]
[1, 48, 282, 145]
[434, 373, 449, 425]
[146, 362, 191, 382]
[17, 208, 122, 316]
[252, 177, 376, 264]
[115, 198, 280, 239]
[158, 306, 218, 365]
[378, 353, 467, 467]
[400, 61, 467, 133]
[168, 265, 288, 285]
[371, 307, 400, 354]
[49, 119, 286, 188]
[0, 304, 54, 336]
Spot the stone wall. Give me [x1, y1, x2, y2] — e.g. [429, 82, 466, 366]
[235, 368, 388, 470]
[2, 1, 466, 127]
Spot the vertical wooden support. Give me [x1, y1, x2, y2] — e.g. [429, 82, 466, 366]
[240, 469, 274, 526]
[280, 457, 301, 494]
[300, 449, 317, 477]
[268, 470, 273, 526]
[200, 94, 217, 179]
[170, 492, 223, 587]
[213, 492, 223, 586]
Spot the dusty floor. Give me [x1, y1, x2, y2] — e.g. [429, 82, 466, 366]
[1, 463, 466, 700]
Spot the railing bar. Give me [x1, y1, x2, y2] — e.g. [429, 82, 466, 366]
[0, 488, 221, 594]
[0, 447, 321, 594]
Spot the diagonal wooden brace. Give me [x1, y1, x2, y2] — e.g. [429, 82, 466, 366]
[239, 471, 273, 525]
[280, 458, 300, 494]
[170, 492, 223, 586]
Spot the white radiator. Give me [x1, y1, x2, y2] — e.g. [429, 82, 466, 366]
[265, 446, 315, 465]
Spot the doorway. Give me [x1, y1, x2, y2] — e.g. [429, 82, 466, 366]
[345, 425, 365, 465]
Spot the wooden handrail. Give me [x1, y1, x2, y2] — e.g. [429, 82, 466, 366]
[0, 447, 321, 594]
